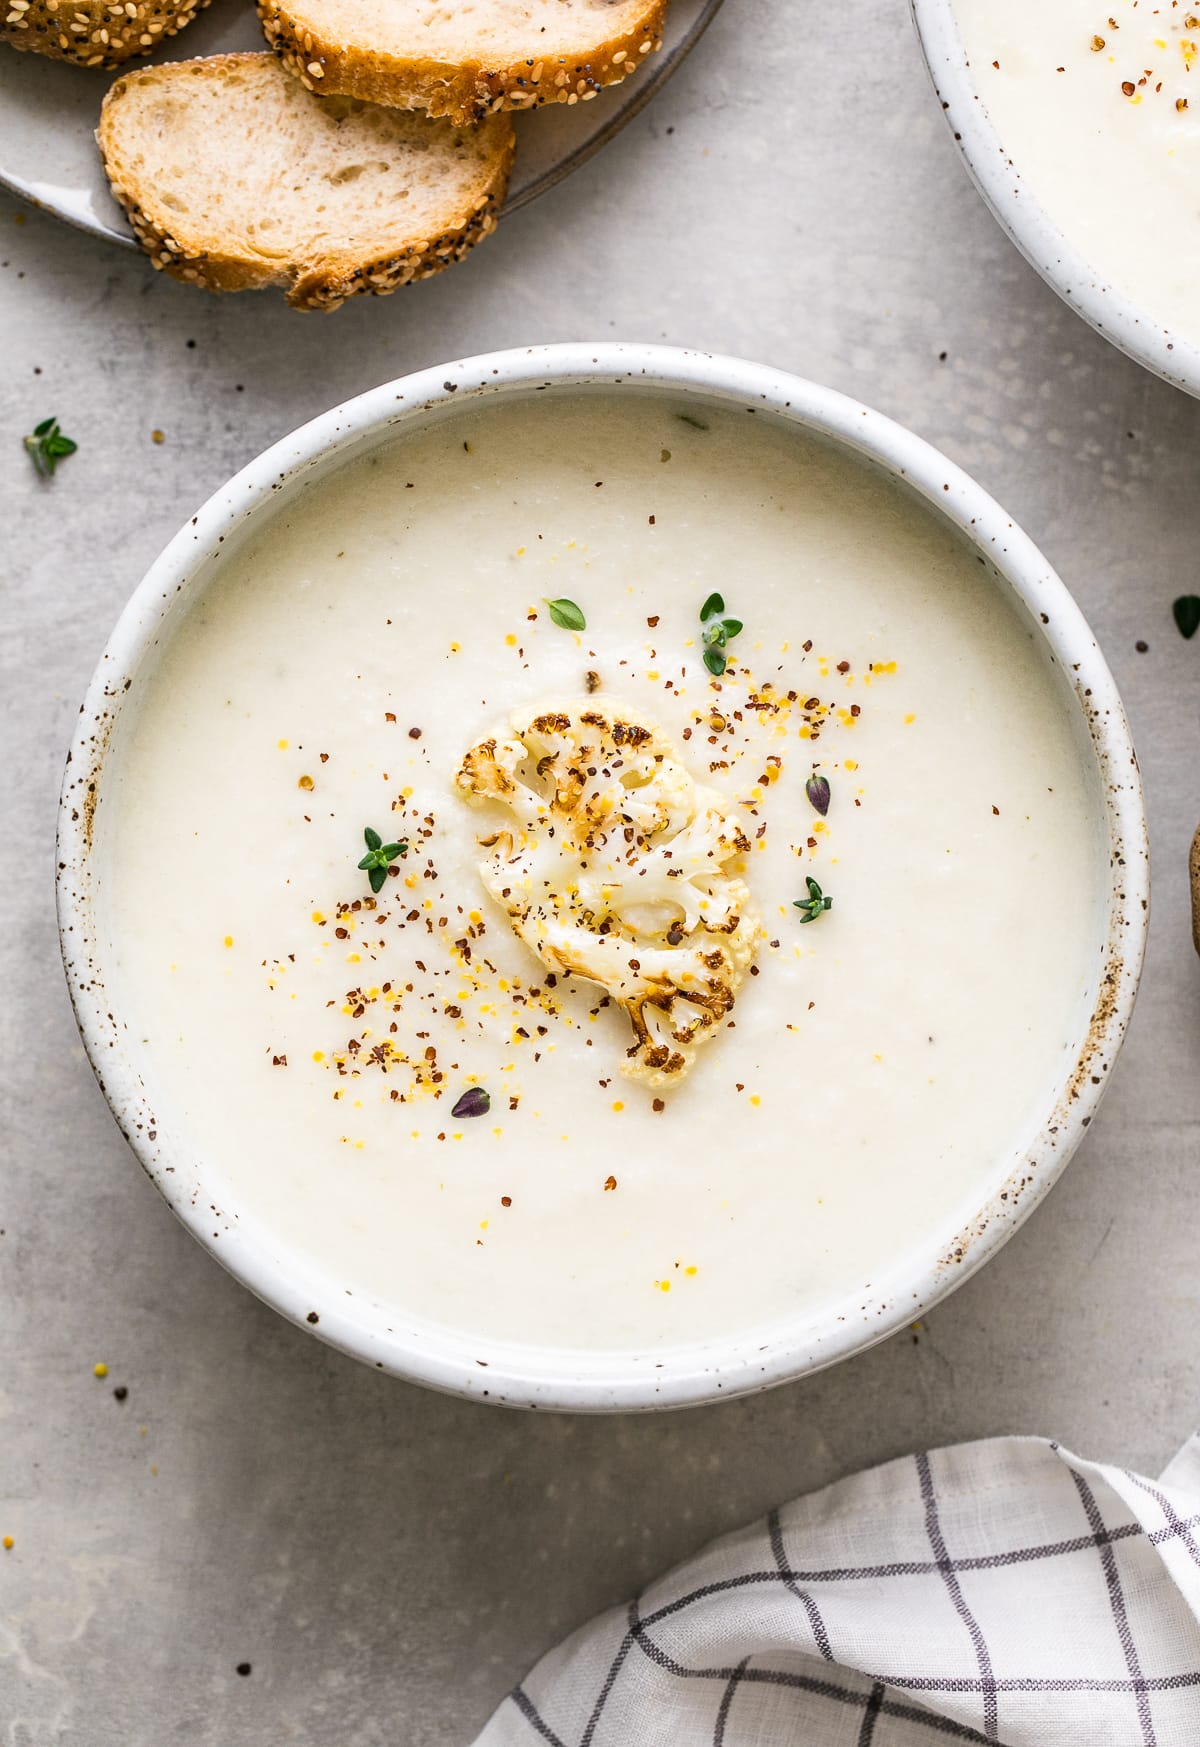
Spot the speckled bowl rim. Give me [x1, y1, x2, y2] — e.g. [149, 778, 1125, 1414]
[57, 342, 1149, 1413]
[910, 0, 1200, 401]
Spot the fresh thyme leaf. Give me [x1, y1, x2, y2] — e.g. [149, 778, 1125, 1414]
[793, 875, 832, 924]
[358, 827, 408, 893]
[676, 412, 710, 431]
[1173, 595, 1200, 640]
[451, 1086, 491, 1119]
[805, 773, 831, 817]
[700, 592, 743, 676]
[544, 597, 586, 632]
[24, 416, 78, 479]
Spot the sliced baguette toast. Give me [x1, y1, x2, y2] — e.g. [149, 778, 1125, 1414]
[97, 53, 514, 311]
[3, 0, 208, 69]
[258, 0, 668, 125]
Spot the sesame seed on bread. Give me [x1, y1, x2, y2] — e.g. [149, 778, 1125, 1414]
[96, 53, 515, 311]
[3, 0, 208, 69]
[257, 0, 668, 124]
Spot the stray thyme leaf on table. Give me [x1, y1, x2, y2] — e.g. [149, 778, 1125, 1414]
[1173, 595, 1200, 641]
[794, 875, 832, 924]
[699, 592, 744, 677]
[24, 417, 77, 479]
[544, 597, 586, 632]
[357, 826, 408, 894]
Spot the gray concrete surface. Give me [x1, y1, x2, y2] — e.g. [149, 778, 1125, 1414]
[4, 1, 1200, 1741]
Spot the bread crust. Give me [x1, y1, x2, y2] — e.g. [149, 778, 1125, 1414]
[257, 0, 668, 124]
[97, 55, 516, 312]
[3, 0, 208, 68]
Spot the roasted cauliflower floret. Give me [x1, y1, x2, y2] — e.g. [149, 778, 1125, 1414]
[455, 698, 760, 1088]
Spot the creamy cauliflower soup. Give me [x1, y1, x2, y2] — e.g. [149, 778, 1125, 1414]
[952, 0, 1200, 347]
[101, 393, 1104, 1354]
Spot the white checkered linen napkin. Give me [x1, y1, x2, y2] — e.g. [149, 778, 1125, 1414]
[474, 1435, 1200, 1746]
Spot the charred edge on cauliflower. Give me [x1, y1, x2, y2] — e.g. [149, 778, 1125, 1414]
[455, 699, 760, 1088]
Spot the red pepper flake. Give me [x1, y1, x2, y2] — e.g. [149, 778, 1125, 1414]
[992, 805, 1000, 816]
[409, 727, 422, 739]
[652, 1098, 665, 1113]
[385, 712, 396, 723]
[647, 615, 660, 628]
[603, 1175, 617, 1191]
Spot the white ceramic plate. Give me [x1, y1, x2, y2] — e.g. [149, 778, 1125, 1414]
[910, 0, 1200, 400]
[58, 343, 1149, 1412]
[0, 0, 722, 245]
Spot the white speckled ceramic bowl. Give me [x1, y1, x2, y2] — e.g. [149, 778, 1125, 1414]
[57, 343, 1149, 1412]
[911, 0, 1200, 400]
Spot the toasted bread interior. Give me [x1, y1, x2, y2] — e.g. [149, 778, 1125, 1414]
[102, 57, 509, 261]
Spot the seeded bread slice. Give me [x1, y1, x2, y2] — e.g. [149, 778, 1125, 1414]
[97, 53, 515, 311]
[3, 0, 208, 69]
[258, 0, 668, 125]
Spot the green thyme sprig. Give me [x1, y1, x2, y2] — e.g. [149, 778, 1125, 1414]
[358, 826, 408, 893]
[794, 876, 832, 924]
[699, 592, 743, 677]
[24, 417, 77, 479]
[544, 597, 586, 631]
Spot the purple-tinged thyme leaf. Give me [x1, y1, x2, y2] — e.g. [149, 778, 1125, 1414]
[451, 1087, 491, 1120]
[805, 773, 831, 817]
